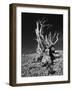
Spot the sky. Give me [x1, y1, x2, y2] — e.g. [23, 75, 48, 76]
[21, 12, 63, 54]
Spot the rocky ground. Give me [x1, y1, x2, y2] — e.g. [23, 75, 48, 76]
[21, 50, 63, 77]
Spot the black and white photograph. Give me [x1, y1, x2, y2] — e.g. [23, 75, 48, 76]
[9, 3, 70, 86]
[21, 13, 63, 77]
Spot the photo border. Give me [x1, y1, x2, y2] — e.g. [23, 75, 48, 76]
[9, 3, 70, 86]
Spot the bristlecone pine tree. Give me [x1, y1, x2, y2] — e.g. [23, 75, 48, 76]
[35, 18, 59, 63]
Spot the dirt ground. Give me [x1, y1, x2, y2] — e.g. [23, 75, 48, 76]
[21, 50, 63, 77]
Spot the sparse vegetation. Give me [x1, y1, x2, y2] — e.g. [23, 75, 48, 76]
[21, 50, 63, 77]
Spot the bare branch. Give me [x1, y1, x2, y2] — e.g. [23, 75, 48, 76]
[53, 33, 59, 45]
[35, 21, 45, 54]
[40, 17, 47, 24]
[45, 35, 49, 45]
[39, 21, 44, 40]
[35, 21, 39, 37]
[46, 32, 53, 47]
[48, 32, 52, 41]
[52, 32, 56, 41]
